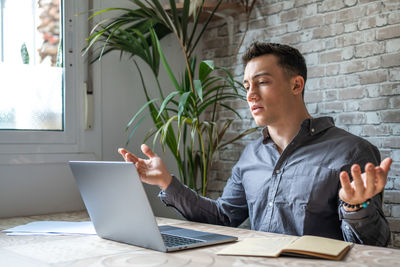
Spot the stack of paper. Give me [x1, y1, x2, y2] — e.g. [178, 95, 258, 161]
[2, 221, 96, 236]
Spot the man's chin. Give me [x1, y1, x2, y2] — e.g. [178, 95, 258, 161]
[253, 119, 268, 127]
[251, 113, 271, 127]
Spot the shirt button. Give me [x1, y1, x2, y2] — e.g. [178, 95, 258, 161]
[275, 169, 280, 174]
[269, 202, 273, 207]
[311, 128, 315, 133]
[345, 225, 350, 230]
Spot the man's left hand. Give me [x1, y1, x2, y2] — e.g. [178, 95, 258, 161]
[339, 157, 392, 212]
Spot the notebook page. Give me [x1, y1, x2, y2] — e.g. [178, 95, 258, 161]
[217, 236, 298, 257]
[284, 235, 352, 256]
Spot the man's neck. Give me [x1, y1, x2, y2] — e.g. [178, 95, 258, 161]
[267, 109, 311, 154]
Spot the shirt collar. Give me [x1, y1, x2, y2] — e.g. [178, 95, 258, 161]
[307, 116, 335, 136]
[262, 117, 335, 142]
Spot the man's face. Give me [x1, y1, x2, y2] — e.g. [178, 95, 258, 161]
[243, 54, 295, 127]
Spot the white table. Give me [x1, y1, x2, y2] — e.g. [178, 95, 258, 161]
[0, 211, 399, 266]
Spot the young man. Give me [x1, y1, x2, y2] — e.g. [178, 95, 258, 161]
[119, 42, 392, 246]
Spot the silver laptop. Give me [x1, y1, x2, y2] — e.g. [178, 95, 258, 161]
[69, 161, 237, 252]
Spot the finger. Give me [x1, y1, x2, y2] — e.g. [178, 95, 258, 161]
[118, 148, 126, 156]
[380, 157, 392, 176]
[339, 171, 353, 199]
[117, 148, 139, 163]
[374, 166, 388, 193]
[351, 164, 364, 192]
[370, 157, 392, 194]
[364, 163, 376, 197]
[141, 144, 157, 159]
[124, 152, 139, 163]
[117, 148, 130, 161]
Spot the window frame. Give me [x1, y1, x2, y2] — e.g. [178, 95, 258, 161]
[0, 0, 88, 154]
[0, 0, 4, 62]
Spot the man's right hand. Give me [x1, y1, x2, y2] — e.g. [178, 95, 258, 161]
[118, 144, 172, 191]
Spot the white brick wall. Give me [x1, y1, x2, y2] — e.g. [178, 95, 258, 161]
[200, 0, 400, 247]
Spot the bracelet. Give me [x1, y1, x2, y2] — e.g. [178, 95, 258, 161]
[339, 198, 371, 209]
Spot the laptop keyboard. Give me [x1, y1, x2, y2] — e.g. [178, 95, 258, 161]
[161, 233, 204, 247]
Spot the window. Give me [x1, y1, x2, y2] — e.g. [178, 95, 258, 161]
[0, 0, 63, 131]
[0, 0, 90, 153]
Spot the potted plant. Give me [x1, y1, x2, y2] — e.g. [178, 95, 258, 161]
[84, 0, 257, 196]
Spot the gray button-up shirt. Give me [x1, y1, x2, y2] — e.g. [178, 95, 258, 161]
[159, 117, 390, 246]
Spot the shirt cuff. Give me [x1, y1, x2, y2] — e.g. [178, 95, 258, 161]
[158, 175, 183, 206]
[338, 202, 374, 221]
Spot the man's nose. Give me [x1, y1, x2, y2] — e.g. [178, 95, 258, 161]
[247, 85, 258, 101]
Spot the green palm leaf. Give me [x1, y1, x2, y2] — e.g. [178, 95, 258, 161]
[199, 60, 214, 81]
[218, 127, 259, 149]
[194, 80, 203, 102]
[152, 29, 180, 91]
[157, 91, 179, 118]
[126, 98, 158, 131]
[178, 92, 192, 126]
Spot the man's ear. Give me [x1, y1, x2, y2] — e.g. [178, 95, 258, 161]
[291, 75, 305, 96]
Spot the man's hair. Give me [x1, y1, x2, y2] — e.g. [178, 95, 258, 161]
[242, 42, 307, 97]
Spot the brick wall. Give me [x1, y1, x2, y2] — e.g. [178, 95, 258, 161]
[200, 0, 400, 247]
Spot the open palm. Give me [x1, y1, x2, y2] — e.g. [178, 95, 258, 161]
[339, 158, 392, 207]
[118, 144, 172, 190]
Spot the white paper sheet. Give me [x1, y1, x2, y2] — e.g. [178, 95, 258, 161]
[3, 221, 96, 236]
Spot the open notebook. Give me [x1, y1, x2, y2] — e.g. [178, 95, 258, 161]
[217, 235, 352, 260]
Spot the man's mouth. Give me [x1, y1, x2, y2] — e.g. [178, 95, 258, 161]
[251, 105, 264, 114]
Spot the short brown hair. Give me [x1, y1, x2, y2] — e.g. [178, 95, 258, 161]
[242, 42, 307, 97]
